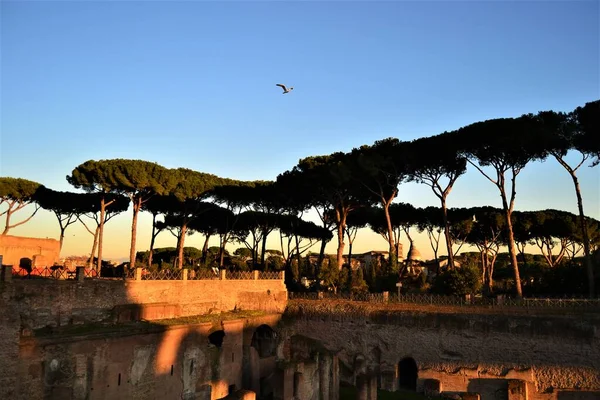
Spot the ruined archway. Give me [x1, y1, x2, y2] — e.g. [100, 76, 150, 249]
[398, 357, 418, 391]
[251, 324, 277, 359]
[208, 330, 225, 348]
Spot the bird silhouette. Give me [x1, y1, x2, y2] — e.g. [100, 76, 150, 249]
[276, 83, 294, 94]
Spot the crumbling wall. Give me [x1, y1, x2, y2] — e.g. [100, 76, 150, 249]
[0, 235, 60, 267]
[282, 301, 600, 399]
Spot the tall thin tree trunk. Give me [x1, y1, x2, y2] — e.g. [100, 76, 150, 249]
[261, 233, 268, 268]
[502, 205, 522, 298]
[335, 209, 346, 270]
[59, 227, 66, 252]
[219, 235, 227, 267]
[177, 223, 187, 269]
[88, 226, 99, 268]
[148, 213, 157, 268]
[129, 197, 141, 270]
[383, 200, 396, 264]
[570, 171, 595, 297]
[440, 197, 455, 269]
[2, 209, 12, 235]
[202, 234, 210, 264]
[97, 198, 106, 273]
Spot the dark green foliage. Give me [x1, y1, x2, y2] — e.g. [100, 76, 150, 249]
[136, 247, 204, 269]
[432, 263, 482, 296]
[0, 177, 42, 234]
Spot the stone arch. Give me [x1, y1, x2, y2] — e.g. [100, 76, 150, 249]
[398, 357, 418, 391]
[208, 330, 225, 348]
[251, 324, 278, 359]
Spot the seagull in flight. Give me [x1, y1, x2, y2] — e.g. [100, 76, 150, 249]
[276, 83, 294, 94]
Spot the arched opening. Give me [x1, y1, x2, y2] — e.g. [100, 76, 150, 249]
[251, 324, 277, 358]
[398, 357, 418, 391]
[208, 330, 225, 348]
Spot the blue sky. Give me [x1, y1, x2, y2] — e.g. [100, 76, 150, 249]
[1, 0, 599, 261]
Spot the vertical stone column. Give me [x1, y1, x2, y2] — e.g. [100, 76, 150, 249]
[273, 365, 295, 400]
[367, 374, 377, 400]
[220, 269, 227, 280]
[319, 352, 331, 400]
[294, 372, 306, 400]
[508, 380, 528, 400]
[182, 269, 188, 281]
[331, 355, 340, 400]
[356, 374, 369, 400]
[249, 346, 261, 395]
[75, 266, 85, 282]
[254, 270, 259, 280]
[135, 267, 143, 280]
[1, 265, 12, 282]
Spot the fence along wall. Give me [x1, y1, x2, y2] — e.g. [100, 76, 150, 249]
[0, 270, 288, 332]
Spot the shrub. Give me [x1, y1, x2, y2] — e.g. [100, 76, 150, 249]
[432, 264, 481, 296]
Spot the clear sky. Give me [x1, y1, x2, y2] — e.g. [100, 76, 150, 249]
[1, 0, 599, 262]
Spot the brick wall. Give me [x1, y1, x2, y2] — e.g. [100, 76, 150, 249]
[1, 278, 287, 331]
[0, 235, 60, 267]
[282, 300, 600, 399]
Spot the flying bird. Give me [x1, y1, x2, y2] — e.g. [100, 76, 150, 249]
[276, 83, 294, 94]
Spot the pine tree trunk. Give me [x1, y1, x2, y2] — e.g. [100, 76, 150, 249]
[148, 213, 157, 268]
[2, 209, 12, 235]
[570, 171, 595, 297]
[261, 233, 268, 268]
[129, 197, 141, 270]
[202, 234, 210, 264]
[336, 209, 346, 270]
[383, 200, 396, 263]
[440, 197, 455, 269]
[502, 204, 522, 298]
[97, 197, 106, 273]
[177, 223, 187, 269]
[88, 226, 99, 268]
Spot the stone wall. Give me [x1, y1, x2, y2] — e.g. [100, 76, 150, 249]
[1, 278, 288, 331]
[16, 314, 281, 400]
[280, 301, 600, 400]
[0, 234, 60, 267]
[0, 277, 287, 399]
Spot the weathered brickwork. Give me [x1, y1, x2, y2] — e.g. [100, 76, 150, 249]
[0, 235, 60, 267]
[281, 301, 600, 399]
[16, 314, 282, 400]
[2, 278, 287, 331]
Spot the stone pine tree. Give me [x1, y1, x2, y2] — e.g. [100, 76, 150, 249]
[283, 152, 373, 270]
[453, 115, 546, 298]
[141, 194, 176, 268]
[405, 133, 467, 270]
[349, 138, 408, 266]
[167, 168, 228, 269]
[68, 159, 175, 270]
[536, 101, 599, 297]
[76, 193, 130, 270]
[209, 181, 254, 267]
[34, 187, 89, 251]
[0, 177, 41, 235]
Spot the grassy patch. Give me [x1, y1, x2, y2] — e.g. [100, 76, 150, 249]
[33, 310, 267, 338]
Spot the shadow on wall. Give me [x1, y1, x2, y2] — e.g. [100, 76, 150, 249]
[2, 272, 285, 400]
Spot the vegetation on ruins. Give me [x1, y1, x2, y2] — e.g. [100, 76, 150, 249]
[2, 100, 599, 298]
